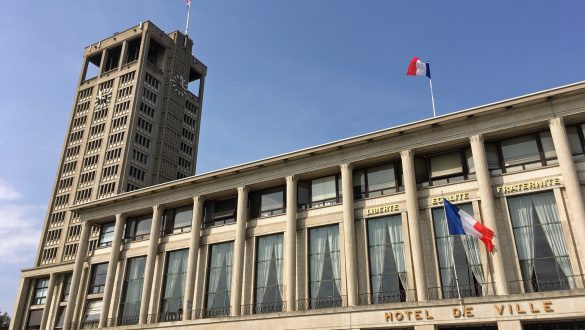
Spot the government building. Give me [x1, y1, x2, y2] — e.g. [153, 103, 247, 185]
[10, 22, 585, 330]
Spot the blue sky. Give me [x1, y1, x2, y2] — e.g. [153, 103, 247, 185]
[0, 0, 583, 315]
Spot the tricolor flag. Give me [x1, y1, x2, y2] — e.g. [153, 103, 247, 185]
[443, 199, 495, 252]
[186, 0, 191, 5]
[406, 56, 431, 79]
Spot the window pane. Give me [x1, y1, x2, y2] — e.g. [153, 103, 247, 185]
[414, 157, 429, 184]
[260, 189, 284, 213]
[309, 225, 341, 300]
[214, 198, 237, 219]
[465, 148, 475, 174]
[568, 126, 583, 155]
[99, 222, 115, 245]
[83, 299, 102, 322]
[367, 164, 395, 193]
[89, 263, 108, 294]
[120, 256, 146, 320]
[485, 142, 501, 170]
[539, 131, 557, 159]
[430, 152, 463, 178]
[500, 135, 540, 166]
[353, 170, 365, 198]
[173, 206, 193, 228]
[135, 216, 152, 236]
[311, 176, 336, 202]
[160, 249, 188, 314]
[27, 309, 43, 328]
[255, 234, 284, 308]
[206, 242, 234, 312]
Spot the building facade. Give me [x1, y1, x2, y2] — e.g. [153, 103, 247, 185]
[34, 21, 207, 271]
[12, 82, 585, 330]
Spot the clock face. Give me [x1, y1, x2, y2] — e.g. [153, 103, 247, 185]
[171, 74, 187, 97]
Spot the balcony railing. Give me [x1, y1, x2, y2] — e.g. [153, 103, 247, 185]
[241, 301, 286, 315]
[427, 282, 496, 300]
[299, 197, 341, 210]
[508, 275, 584, 294]
[161, 225, 192, 236]
[107, 315, 140, 326]
[296, 295, 347, 311]
[259, 207, 285, 218]
[191, 306, 231, 319]
[146, 312, 183, 323]
[358, 290, 417, 305]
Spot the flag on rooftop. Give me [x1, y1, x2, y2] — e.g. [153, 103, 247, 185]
[443, 199, 495, 252]
[406, 56, 431, 79]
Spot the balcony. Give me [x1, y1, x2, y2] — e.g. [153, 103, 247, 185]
[296, 295, 347, 311]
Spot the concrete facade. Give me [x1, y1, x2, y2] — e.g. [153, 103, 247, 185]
[12, 77, 585, 329]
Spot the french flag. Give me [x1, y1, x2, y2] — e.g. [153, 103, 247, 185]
[443, 199, 494, 252]
[406, 56, 431, 79]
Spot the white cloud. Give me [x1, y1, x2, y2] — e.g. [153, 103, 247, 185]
[0, 179, 21, 201]
[0, 203, 44, 264]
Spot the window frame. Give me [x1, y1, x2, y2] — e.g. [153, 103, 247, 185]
[32, 278, 49, 305]
[298, 174, 342, 210]
[253, 234, 285, 314]
[88, 263, 108, 294]
[161, 206, 193, 235]
[203, 197, 238, 228]
[249, 186, 286, 219]
[123, 214, 152, 243]
[353, 162, 401, 200]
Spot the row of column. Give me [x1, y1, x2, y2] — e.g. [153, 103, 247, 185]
[57, 117, 585, 329]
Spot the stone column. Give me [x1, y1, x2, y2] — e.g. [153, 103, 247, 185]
[63, 222, 92, 330]
[183, 196, 204, 320]
[470, 134, 509, 295]
[400, 149, 428, 301]
[549, 117, 585, 272]
[340, 163, 358, 306]
[99, 213, 126, 328]
[285, 175, 298, 311]
[39, 273, 57, 330]
[139, 205, 163, 325]
[230, 186, 248, 316]
[8, 277, 29, 330]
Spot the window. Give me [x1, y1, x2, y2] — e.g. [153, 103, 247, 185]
[124, 215, 152, 242]
[134, 133, 151, 149]
[106, 147, 123, 163]
[432, 203, 486, 299]
[491, 131, 559, 173]
[366, 215, 408, 304]
[205, 242, 233, 317]
[159, 249, 188, 321]
[98, 222, 115, 247]
[132, 149, 148, 165]
[180, 142, 193, 155]
[88, 263, 108, 294]
[139, 102, 155, 117]
[416, 149, 474, 186]
[61, 273, 72, 302]
[33, 278, 49, 305]
[508, 192, 574, 292]
[54, 307, 66, 330]
[137, 117, 153, 132]
[354, 163, 400, 199]
[81, 299, 102, 329]
[249, 187, 285, 218]
[252, 234, 284, 314]
[162, 206, 193, 235]
[124, 37, 141, 64]
[26, 309, 43, 330]
[567, 125, 585, 161]
[119, 256, 146, 325]
[307, 225, 342, 309]
[298, 175, 342, 209]
[128, 166, 145, 181]
[203, 197, 237, 228]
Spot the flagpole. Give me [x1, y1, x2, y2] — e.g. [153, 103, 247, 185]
[429, 78, 437, 117]
[443, 199, 464, 316]
[185, 1, 191, 36]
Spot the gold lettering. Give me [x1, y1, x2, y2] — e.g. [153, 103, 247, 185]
[497, 187, 502, 193]
[529, 303, 540, 313]
[508, 304, 513, 314]
[495, 304, 505, 315]
[414, 310, 423, 320]
[522, 183, 529, 190]
[515, 304, 526, 314]
[453, 308, 462, 318]
[405, 311, 413, 320]
[554, 177, 560, 185]
[425, 310, 434, 320]
[395, 312, 404, 321]
[543, 301, 554, 312]
[465, 307, 474, 318]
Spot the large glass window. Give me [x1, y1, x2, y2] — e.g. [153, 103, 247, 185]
[61, 273, 72, 302]
[203, 197, 237, 228]
[81, 299, 101, 329]
[249, 187, 285, 218]
[497, 132, 558, 173]
[88, 263, 108, 294]
[354, 163, 399, 199]
[432, 204, 486, 299]
[253, 234, 284, 314]
[366, 215, 408, 304]
[415, 149, 474, 187]
[205, 242, 233, 317]
[124, 215, 151, 242]
[26, 309, 43, 330]
[159, 249, 188, 321]
[308, 225, 342, 309]
[33, 278, 49, 305]
[298, 175, 342, 209]
[98, 222, 115, 247]
[54, 307, 66, 330]
[508, 191, 574, 292]
[119, 256, 146, 325]
[162, 206, 193, 235]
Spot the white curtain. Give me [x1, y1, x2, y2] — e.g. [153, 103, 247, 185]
[387, 217, 408, 290]
[368, 220, 386, 293]
[532, 193, 574, 288]
[274, 236, 284, 299]
[256, 237, 272, 304]
[460, 235, 485, 289]
[328, 226, 341, 295]
[162, 250, 187, 312]
[508, 196, 535, 292]
[207, 242, 233, 308]
[434, 210, 455, 289]
[123, 257, 146, 317]
[310, 228, 327, 298]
